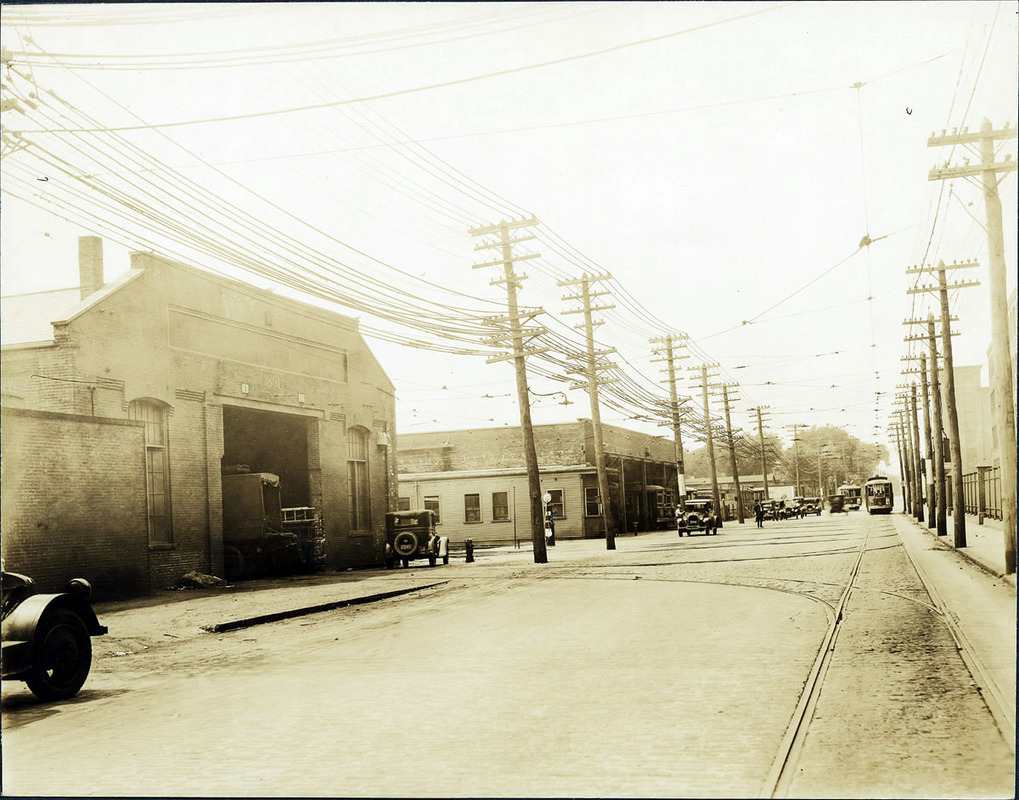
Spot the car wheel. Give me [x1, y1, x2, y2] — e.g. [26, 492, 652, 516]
[442, 555, 449, 565]
[401, 558, 409, 568]
[428, 554, 437, 567]
[385, 558, 395, 569]
[25, 610, 92, 701]
[223, 545, 245, 582]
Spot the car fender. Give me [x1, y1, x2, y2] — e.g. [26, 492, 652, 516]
[2, 593, 107, 643]
[1, 594, 106, 678]
[437, 536, 449, 557]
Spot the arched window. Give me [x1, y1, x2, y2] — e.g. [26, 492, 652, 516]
[129, 400, 172, 546]
[347, 427, 370, 531]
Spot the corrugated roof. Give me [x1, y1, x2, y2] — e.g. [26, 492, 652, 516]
[0, 288, 81, 346]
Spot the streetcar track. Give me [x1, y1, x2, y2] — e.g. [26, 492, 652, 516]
[898, 530, 1016, 753]
[761, 528, 871, 798]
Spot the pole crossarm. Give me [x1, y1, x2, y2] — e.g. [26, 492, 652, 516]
[469, 216, 548, 563]
[474, 253, 541, 270]
[468, 216, 539, 237]
[904, 332, 958, 342]
[929, 160, 1016, 180]
[906, 279, 980, 295]
[474, 234, 536, 251]
[905, 259, 980, 274]
[557, 272, 612, 287]
[903, 316, 957, 326]
[927, 124, 1017, 147]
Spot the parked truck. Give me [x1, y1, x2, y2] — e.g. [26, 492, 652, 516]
[222, 472, 325, 580]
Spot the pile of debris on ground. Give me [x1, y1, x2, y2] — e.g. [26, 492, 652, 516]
[171, 571, 229, 591]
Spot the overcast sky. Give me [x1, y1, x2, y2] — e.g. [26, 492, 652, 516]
[1, 2, 1016, 467]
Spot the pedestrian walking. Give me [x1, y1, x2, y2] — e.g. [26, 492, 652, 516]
[754, 502, 764, 528]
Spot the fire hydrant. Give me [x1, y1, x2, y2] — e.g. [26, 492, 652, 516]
[465, 538, 474, 563]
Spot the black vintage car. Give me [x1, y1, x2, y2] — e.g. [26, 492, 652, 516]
[676, 499, 717, 537]
[801, 497, 823, 516]
[1, 561, 107, 700]
[385, 510, 450, 568]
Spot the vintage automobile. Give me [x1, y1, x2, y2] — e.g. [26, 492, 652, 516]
[801, 497, 823, 516]
[676, 499, 717, 537]
[760, 499, 780, 521]
[385, 510, 450, 568]
[1, 561, 107, 700]
[828, 494, 847, 515]
[222, 472, 325, 581]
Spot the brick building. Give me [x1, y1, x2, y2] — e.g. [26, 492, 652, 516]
[397, 420, 680, 545]
[1, 238, 397, 595]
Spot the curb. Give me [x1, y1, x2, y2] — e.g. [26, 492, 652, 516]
[909, 518, 1016, 588]
[201, 581, 448, 633]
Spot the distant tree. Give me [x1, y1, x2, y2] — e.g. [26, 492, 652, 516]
[780, 426, 888, 496]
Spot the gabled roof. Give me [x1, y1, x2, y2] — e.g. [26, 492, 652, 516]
[0, 288, 80, 346]
[1, 269, 144, 347]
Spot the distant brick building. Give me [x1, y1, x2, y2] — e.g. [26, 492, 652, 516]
[397, 420, 680, 545]
[1, 237, 397, 595]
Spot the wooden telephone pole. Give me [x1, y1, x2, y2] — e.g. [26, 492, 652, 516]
[749, 406, 771, 498]
[904, 314, 954, 536]
[560, 272, 618, 550]
[689, 363, 723, 528]
[890, 418, 908, 512]
[470, 217, 548, 564]
[928, 118, 1017, 573]
[650, 333, 690, 511]
[720, 384, 745, 524]
[906, 260, 979, 548]
[786, 423, 805, 498]
[895, 383, 926, 524]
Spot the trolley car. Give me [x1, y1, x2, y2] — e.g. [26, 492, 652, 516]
[864, 476, 894, 514]
[837, 484, 863, 511]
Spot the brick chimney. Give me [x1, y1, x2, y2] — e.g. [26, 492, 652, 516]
[78, 235, 104, 300]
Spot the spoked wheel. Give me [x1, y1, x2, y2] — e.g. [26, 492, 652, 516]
[223, 545, 245, 581]
[25, 610, 93, 701]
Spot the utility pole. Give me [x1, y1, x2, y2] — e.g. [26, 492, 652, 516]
[896, 405, 915, 517]
[650, 333, 690, 512]
[560, 272, 618, 550]
[750, 406, 771, 498]
[905, 314, 953, 535]
[786, 423, 804, 497]
[919, 353, 935, 528]
[896, 384, 925, 523]
[891, 419, 908, 512]
[906, 259, 979, 548]
[927, 316, 948, 537]
[690, 363, 723, 528]
[928, 118, 1017, 573]
[470, 217, 548, 564]
[720, 383, 744, 524]
[910, 385, 925, 523]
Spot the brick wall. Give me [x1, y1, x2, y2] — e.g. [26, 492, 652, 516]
[0, 407, 149, 598]
[397, 420, 676, 474]
[1, 253, 398, 584]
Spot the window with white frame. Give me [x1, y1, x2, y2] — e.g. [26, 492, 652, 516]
[545, 488, 565, 519]
[129, 400, 172, 546]
[424, 496, 441, 524]
[492, 491, 509, 521]
[347, 427, 370, 531]
[464, 493, 482, 523]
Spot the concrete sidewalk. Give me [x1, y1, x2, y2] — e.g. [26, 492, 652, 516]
[894, 512, 1016, 751]
[907, 510, 1016, 586]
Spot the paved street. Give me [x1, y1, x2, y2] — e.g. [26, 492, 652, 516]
[2, 512, 1014, 798]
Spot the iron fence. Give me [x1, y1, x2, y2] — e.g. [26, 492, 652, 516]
[960, 465, 1002, 521]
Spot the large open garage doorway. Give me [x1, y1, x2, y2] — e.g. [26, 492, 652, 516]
[222, 406, 311, 507]
[220, 406, 323, 579]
